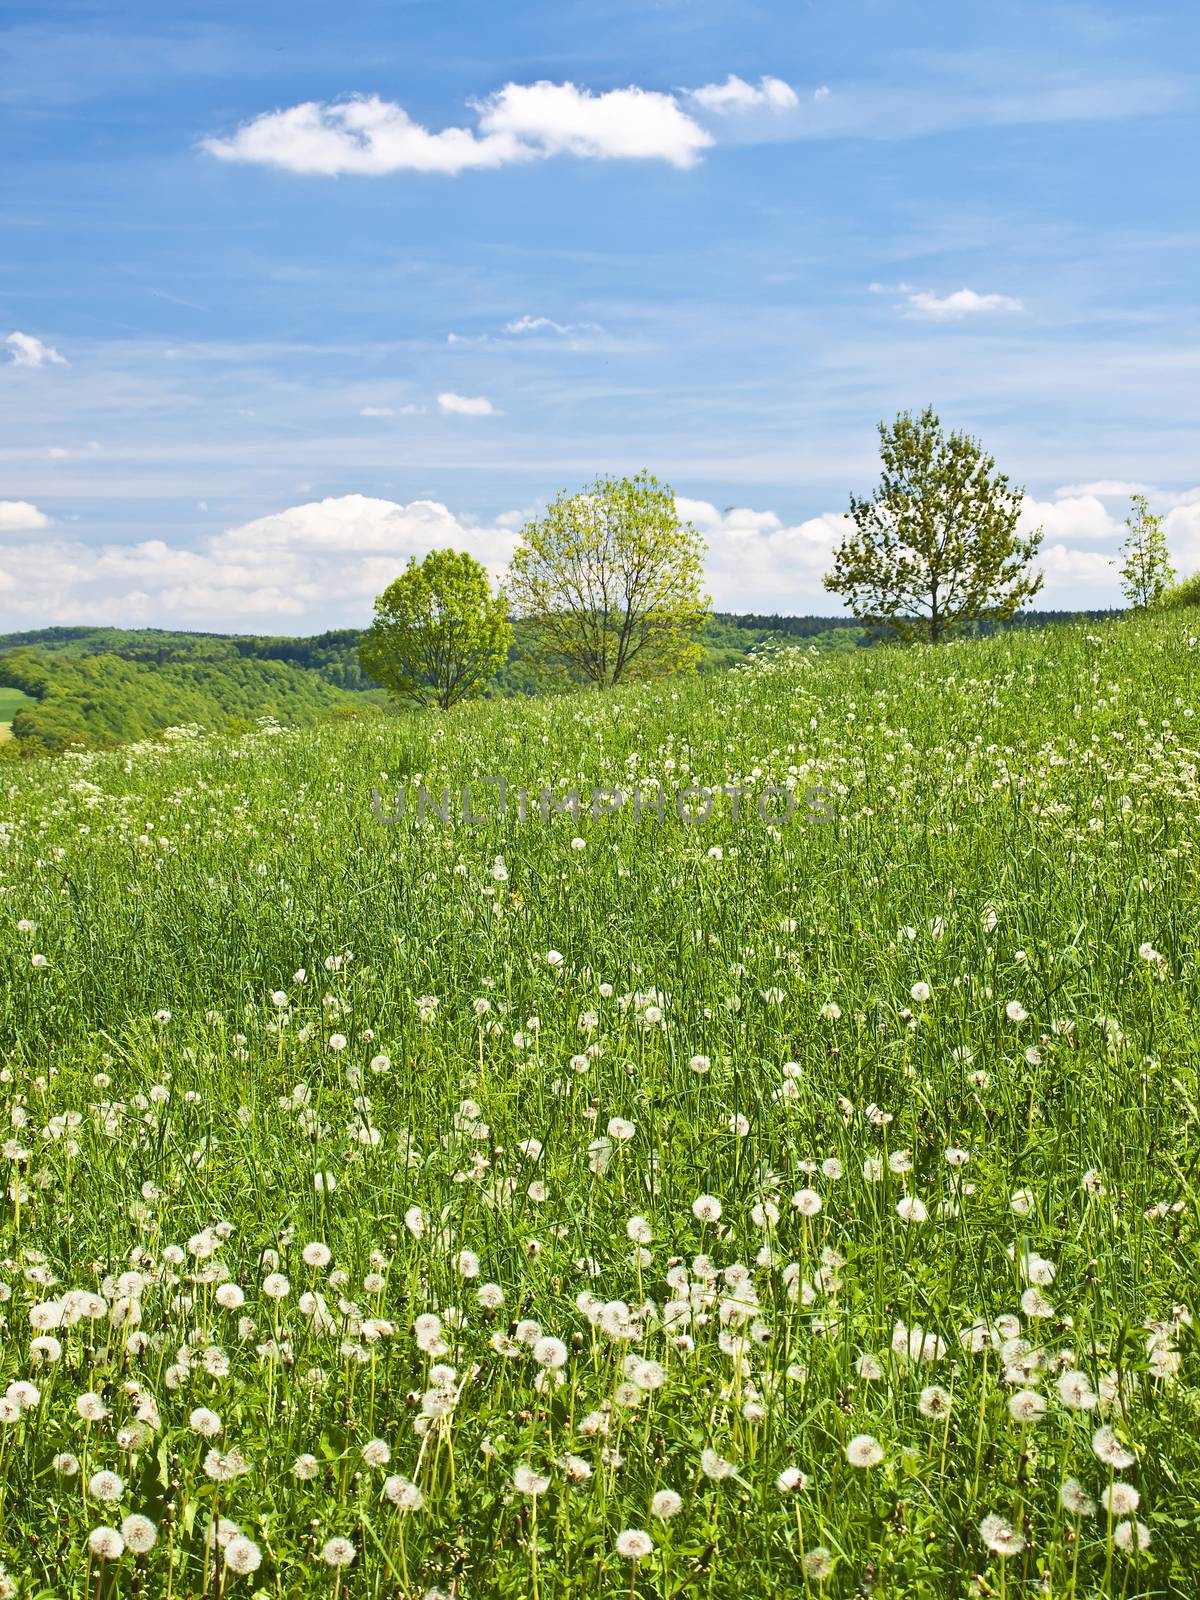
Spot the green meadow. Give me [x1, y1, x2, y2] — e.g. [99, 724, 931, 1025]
[1, 610, 1198, 1597]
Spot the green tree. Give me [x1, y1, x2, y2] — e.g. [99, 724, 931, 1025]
[1117, 493, 1174, 608]
[507, 470, 709, 687]
[359, 549, 512, 710]
[824, 407, 1044, 643]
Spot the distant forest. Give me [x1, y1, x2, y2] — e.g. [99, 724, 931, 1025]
[0, 609, 1122, 756]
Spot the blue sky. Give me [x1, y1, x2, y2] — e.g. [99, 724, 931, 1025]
[2, 0, 1199, 630]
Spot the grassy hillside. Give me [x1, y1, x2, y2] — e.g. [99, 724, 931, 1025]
[0, 609, 1121, 754]
[0, 609, 1197, 1595]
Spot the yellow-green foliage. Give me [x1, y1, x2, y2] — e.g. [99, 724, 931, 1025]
[1165, 570, 1200, 609]
[509, 470, 710, 685]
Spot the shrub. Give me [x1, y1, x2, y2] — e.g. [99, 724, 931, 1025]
[1164, 570, 1200, 609]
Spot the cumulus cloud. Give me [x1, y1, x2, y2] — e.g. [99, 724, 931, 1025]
[0, 499, 50, 532]
[0, 492, 849, 628]
[1164, 501, 1200, 571]
[5, 331, 68, 368]
[901, 287, 1025, 320]
[203, 95, 520, 176]
[1034, 543, 1121, 597]
[686, 74, 799, 114]
[1018, 494, 1121, 542]
[678, 496, 852, 610]
[203, 81, 713, 175]
[1019, 490, 1200, 592]
[478, 81, 711, 166]
[0, 495, 521, 630]
[437, 392, 497, 416]
[1053, 481, 1200, 515]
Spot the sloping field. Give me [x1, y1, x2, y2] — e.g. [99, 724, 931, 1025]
[1, 613, 1198, 1596]
[0, 684, 32, 741]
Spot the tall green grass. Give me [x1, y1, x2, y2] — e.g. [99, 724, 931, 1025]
[0, 611, 1198, 1597]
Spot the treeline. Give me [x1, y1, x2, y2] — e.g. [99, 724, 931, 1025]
[0, 626, 378, 691]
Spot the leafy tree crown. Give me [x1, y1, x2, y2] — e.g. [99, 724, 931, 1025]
[824, 406, 1044, 643]
[507, 470, 710, 686]
[359, 548, 512, 710]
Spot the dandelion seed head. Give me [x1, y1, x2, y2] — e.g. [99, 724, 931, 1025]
[979, 1513, 1027, 1556]
[224, 1535, 263, 1573]
[845, 1434, 883, 1468]
[615, 1528, 653, 1560]
[321, 1536, 356, 1567]
[651, 1489, 683, 1519]
[88, 1526, 125, 1561]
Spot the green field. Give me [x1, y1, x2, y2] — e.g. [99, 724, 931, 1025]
[0, 685, 32, 741]
[1, 611, 1198, 1596]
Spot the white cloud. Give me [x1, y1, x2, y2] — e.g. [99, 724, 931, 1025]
[1018, 494, 1121, 542]
[686, 75, 799, 114]
[1054, 479, 1156, 500]
[1164, 502, 1200, 573]
[437, 392, 497, 416]
[0, 499, 50, 531]
[359, 405, 394, 417]
[1034, 543, 1121, 598]
[678, 496, 852, 610]
[506, 315, 569, 335]
[1024, 488, 1200, 576]
[902, 287, 1025, 320]
[202, 95, 520, 176]
[202, 81, 712, 176]
[478, 81, 712, 167]
[449, 316, 606, 344]
[210, 495, 482, 558]
[0, 495, 521, 630]
[504, 314, 603, 336]
[1052, 481, 1200, 514]
[5, 331, 68, 368]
